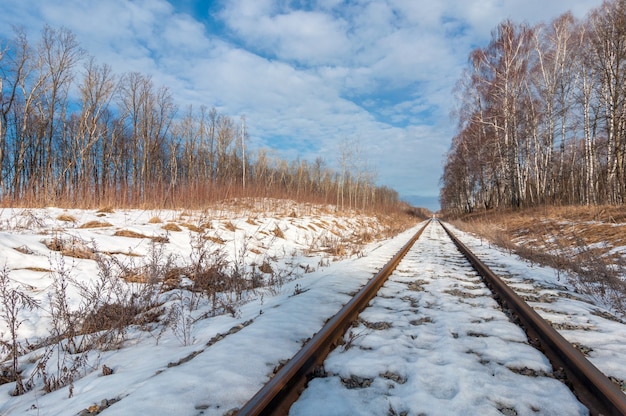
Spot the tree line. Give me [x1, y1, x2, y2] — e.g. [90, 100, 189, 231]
[0, 26, 400, 211]
[441, 0, 626, 214]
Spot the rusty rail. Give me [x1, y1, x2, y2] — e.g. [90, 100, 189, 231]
[439, 220, 626, 416]
[237, 221, 430, 415]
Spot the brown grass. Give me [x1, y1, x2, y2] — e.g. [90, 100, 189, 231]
[114, 230, 169, 243]
[103, 250, 143, 257]
[79, 221, 113, 229]
[43, 237, 95, 259]
[272, 226, 285, 239]
[452, 205, 626, 258]
[204, 236, 225, 245]
[80, 303, 140, 335]
[120, 270, 148, 283]
[148, 216, 162, 224]
[114, 230, 149, 239]
[450, 205, 626, 314]
[162, 223, 182, 232]
[56, 214, 76, 223]
[178, 223, 202, 232]
[224, 221, 238, 232]
[21, 267, 52, 272]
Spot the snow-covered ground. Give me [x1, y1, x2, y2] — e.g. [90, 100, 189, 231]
[0, 207, 624, 415]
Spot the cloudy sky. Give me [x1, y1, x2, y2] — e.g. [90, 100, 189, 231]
[0, 0, 604, 210]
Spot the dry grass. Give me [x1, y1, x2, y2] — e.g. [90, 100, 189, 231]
[13, 245, 33, 255]
[181, 223, 203, 233]
[200, 222, 213, 230]
[114, 230, 150, 239]
[161, 223, 182, 232]
[80, 303, 140, 335]
[43, 237, 96, 259]
[20, 266, 52, 272]
[450, 205, 626, 315]
[114, 230, 169, 243]
[452, 205, 626, 258]
[103, 250, 142, 257]
[224, 221, 238, 232]
[148, 216, 162, 224]
[258, 261, 274, 274]
[78, 221, 112, 229]
[120, 270, 148, 283]
[56, 214, 76, 223]
[204, 236, 225, 245]
[272, 226, 285, 239]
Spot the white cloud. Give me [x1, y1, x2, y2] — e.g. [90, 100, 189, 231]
[220, 2, 350, 66]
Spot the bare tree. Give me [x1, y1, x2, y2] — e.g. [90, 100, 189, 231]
[38, 25, 85, 199]
[588, 0, 626, 203]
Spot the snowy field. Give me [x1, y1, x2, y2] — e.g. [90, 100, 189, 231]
[0, 206, 624, 415]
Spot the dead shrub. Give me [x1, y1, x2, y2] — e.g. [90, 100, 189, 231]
[80, 303, 140, 335]
[11, 210, 47, 230]
[259, 261, 274, 274]
[0, 266, 39, 395]
[189, 265, 229, 293]
[356, 230, 374, 244]
[163, 267, 185, 291]
[120, 270, 148, 283]
[148, 216, 162, 224]
[331, 244, 347, 257]
[0, 367, 17, 386]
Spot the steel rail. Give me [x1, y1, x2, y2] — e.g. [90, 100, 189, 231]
[439, 220, 626, 416]
[237, 220, 431, 415]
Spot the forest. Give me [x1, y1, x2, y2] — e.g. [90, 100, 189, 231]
[441, 0, 626, 214]
[0, 26, 399, 211]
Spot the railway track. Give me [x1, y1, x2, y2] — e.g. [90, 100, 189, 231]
[237, 220, 626, 415]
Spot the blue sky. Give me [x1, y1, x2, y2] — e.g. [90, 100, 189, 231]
[0, 0, 604, 211]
